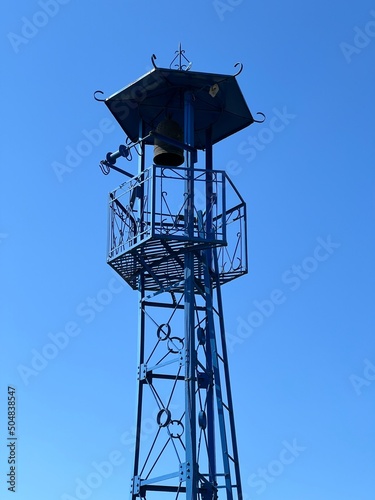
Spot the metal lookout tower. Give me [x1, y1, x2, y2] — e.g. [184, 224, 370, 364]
[96, 46, 264, 500]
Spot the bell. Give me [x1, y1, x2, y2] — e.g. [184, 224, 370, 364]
[153, 119, 184, 167]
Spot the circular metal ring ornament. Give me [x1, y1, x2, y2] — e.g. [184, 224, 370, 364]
[156, 408, 171, 427]
[198, 410, 207, 430]
[197, 327, 206, 345]
[157, 323, 171, 341]
[168, 419, 184, 438]
[167, 336, 184, 353]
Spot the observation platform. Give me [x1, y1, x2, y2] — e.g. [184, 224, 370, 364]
[107, 165, 247, 291]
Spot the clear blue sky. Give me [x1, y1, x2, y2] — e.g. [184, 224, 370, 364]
[1, 1, 374, 499]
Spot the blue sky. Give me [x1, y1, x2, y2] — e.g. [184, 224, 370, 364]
[1, 1, 374, 499]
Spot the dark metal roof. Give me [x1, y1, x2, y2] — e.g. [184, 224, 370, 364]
[105, 67, 254, 150]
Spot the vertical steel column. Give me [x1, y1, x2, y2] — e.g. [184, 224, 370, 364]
[213, 251, 243, 500]
[204, 127, 216, 490]
[204, 127, 237, 500]
[184, 91, 197, 500]
[132, 119, 146, 500]
[202, 129, 233, 500]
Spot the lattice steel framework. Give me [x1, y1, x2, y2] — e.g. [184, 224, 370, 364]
[98, 48, 263, 500]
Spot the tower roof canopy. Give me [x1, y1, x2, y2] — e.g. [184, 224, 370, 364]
[105, 67, 254, 149]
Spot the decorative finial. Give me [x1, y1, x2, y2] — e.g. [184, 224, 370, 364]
[169, 43, 192, 71]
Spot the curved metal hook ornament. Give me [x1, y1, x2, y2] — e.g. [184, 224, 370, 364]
[233, 257, 242, 271]
[94, 90, 105, 102]
[99, 160, 110, 175]
[151, 54, 158, 70]
[233, 62, 243, 77]
[253, 112, 266, 123]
